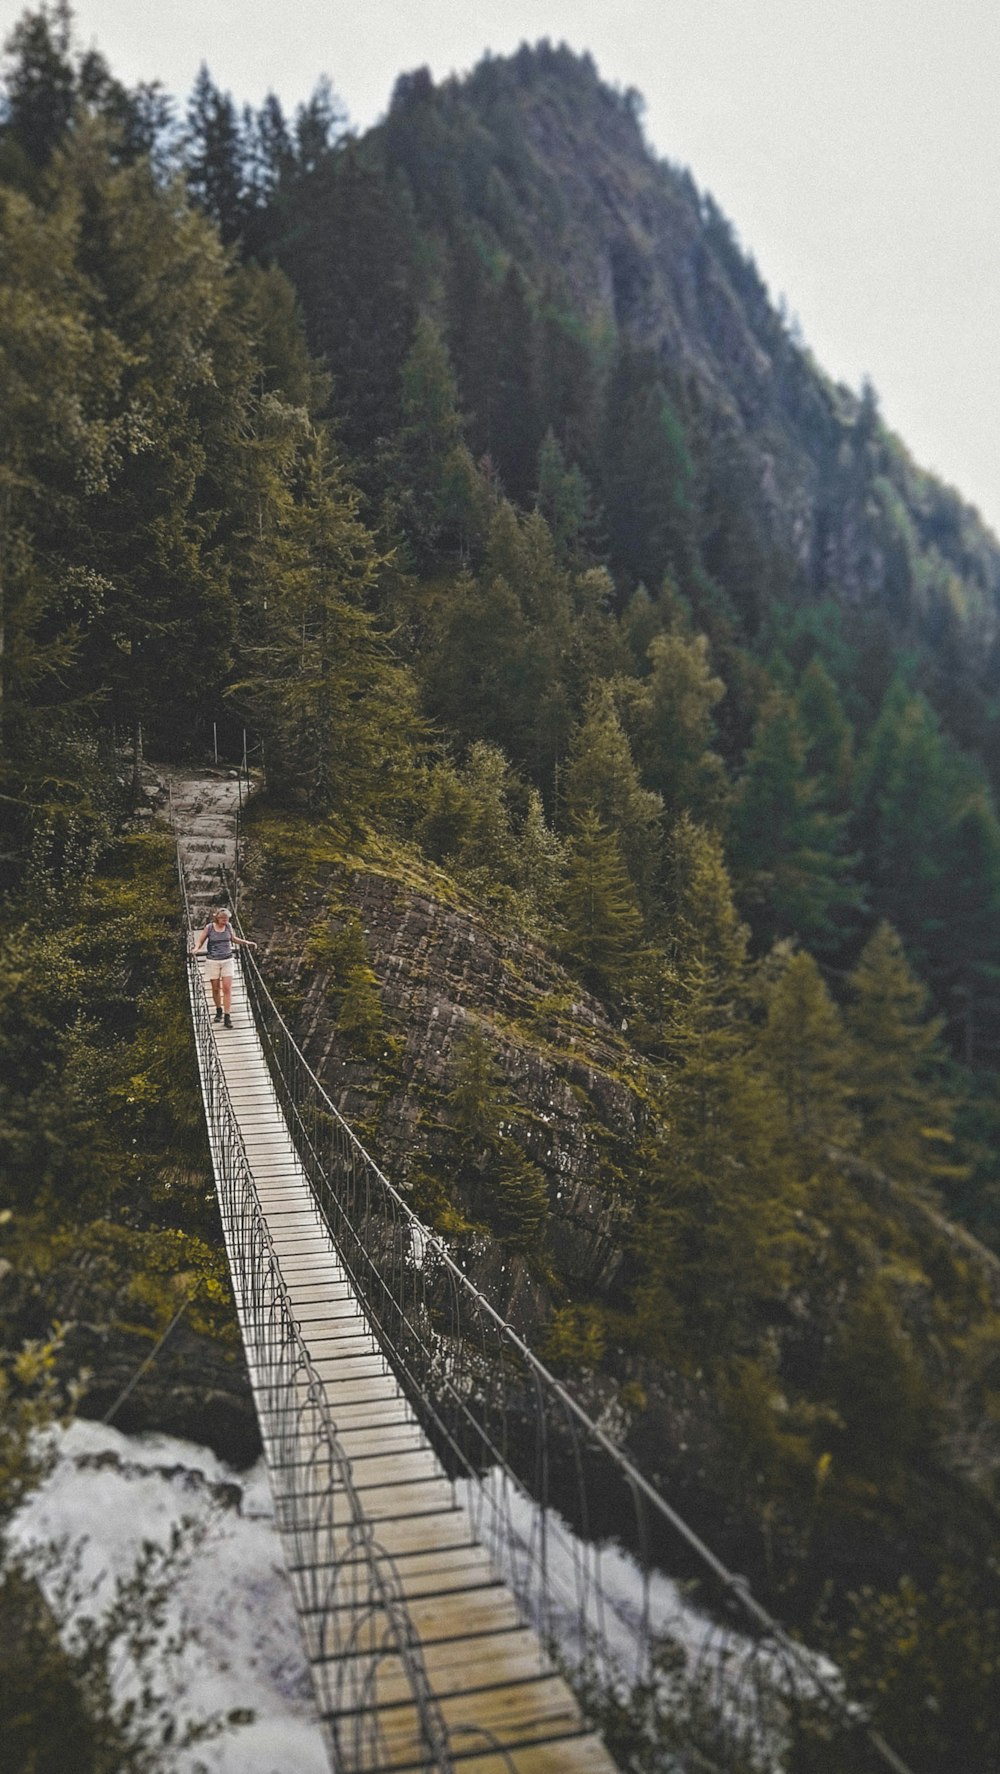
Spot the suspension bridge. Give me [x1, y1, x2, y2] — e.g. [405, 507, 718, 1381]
[170, 770, 914, 1774]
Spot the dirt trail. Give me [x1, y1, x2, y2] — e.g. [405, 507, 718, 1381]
[155, 764, 246, 925]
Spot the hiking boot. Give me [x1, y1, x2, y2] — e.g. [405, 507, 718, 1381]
[223, 1013, 233, 1029]
[214, 1006, 223, 1023]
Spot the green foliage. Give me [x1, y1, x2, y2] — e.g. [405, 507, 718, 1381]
[758, 948, 856, 1156]
[446, 1022, 512, 1149]
[556, 808, 644, 997]
[0, 1322, 72, 1547]
[729, 689, 862, 953]
[632, 827, 805, 1358]
[543, 1302, 608, 1371]
[0, 830, 202, 1214]
[0, 1565, 103, 1774]
[490, 1139, 549, 1251]
[813, 1573, 1000, 1774]
[267, 140, 417, 464]
[825, 1278, 936, 1475]
[0, 1519, 247, 1773]
[336, 962, 387, 1058]
[601, 341, 695, 593]
[416, 740, 565, 922]
[562, 684, 662, 900]
[796, 655, 854, 807]
[6, 31, 1000, 1770]
[304, 907, 389, 1057]
[855, 677, 1000, 1062]
[664, 812, 749, 980]
[390, 313, 488, 568]
[444, 1024, 549, 1252]
[422, 501, 579, 785]
[236, 428, 420, 819]
[846, 921, 957, 1188]
[533, 428, 597, 566]
[618, 626, 729, 828]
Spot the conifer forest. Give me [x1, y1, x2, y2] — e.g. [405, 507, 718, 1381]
[2, 7, 1000, 1770]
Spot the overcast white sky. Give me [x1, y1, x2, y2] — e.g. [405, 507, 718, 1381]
[4, 1, 999, 539]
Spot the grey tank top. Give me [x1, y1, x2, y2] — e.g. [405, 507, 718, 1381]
[204, 921, 234, 959]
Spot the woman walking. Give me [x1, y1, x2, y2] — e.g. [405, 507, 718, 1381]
[192, 908, 256, 1027]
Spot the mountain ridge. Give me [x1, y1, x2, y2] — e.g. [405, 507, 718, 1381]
[368, 43, 1000, 680]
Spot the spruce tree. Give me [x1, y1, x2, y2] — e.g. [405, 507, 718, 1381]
[237, 428, 417, 821]
[483, 263, 542, 505]
[664, 813, 748, 979]
[846, 921, 956, 1188]
[0, 1, 75, 172]
[601, 341, 695, 592]
[426, 504, 576, 787]
[65, 135, 255, 753]
[556, 807, 643, 994]
[562, 685, 662, 900]
[796, 655, 854, 808]
[633, 821, 800, 1358]
[185, 64, 247, 244]
[447, 1023, 512, 1149]
[621, 627, 728, 827]
[759, 948, 856, 1157]
[392, 315, 486, 567]
[0, 146, 126, 875]
[534, 428, 595, 566]
[271, 142, 417, 464]
[856, 678, 1000, 1058]
[730, 688, 861, 952]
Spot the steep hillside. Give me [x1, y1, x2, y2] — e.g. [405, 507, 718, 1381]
[241, 808, 1000, 1618]
[371, 45, 1000, 686]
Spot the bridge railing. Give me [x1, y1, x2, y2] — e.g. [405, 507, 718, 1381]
[234, 923, 915, 1774]
[179, 860, 454, 1774]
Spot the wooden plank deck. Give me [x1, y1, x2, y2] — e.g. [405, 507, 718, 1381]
[190, 953, 619, 1774]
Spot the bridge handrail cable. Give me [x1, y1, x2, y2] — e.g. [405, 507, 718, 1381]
[179, 854, 456, 1773]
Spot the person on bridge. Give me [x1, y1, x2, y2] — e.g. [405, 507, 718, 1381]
[192, 908, 257, 1028]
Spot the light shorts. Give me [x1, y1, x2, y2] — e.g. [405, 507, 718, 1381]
[205, 957, 234, 981]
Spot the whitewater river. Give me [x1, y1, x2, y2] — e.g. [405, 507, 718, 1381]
[11, 1418, 329, 1773]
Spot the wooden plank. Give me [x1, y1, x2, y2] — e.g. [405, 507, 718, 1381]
[289, 1298, 370, 1325]
[283, 1508, 475, 1572]
[283, 1275, 355, 1297]
[273, 1447, 444, 1502]
[279, 1265, 352, 1288]
[287, 1297, 367, 1325]
[295, 1476, 457, 1528]
[300, 1323, 375, 1349]
[282, 1333, 379, 1365]
[303, 1543, 501, 1608]
[316, 1627, 548, 1715]
[309, 1353, 390, 1383]
[268, 1229, 331, 1247]
[262, 1375, 404, 1416]
[328, 1674, 585, 1772]
[424, 1734, 617, 1774]
[307, 1585, 522, 1660]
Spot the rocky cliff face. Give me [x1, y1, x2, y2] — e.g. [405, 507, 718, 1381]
[244, 821, 659, 1327]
